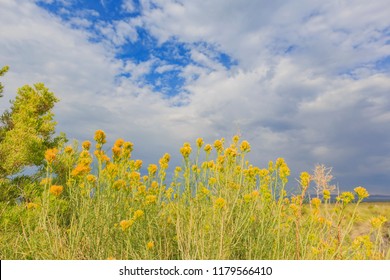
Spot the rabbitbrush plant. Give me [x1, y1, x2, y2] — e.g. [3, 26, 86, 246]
[0, 131, 388, 260]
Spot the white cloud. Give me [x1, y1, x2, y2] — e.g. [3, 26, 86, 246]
[94, 18, 139, 47]
[122, 0, 136, 13]
[1, 0, 390, 194]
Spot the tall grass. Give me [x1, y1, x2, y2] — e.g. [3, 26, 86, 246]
[0, 131, 388, 259]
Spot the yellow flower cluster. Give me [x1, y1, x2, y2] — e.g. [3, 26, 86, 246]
[336, 192, 355, 205]
[86, 174, 97, 183]
[213, 139, 224, 153]
[40, 178, 51, 186]
[146, 241, 155, 250]
[180, 143, 192, 158]
[204, 144, 212, 153]
[44, 148, 58, 163]
[112, 179, 126, 190]
[196, 138, 204, 148]
[82, 141, 91, 150]
[114, 138, 124, 147]
[323, 189, 331, 200]
[354, 186, 369, 200]
[240, 140, 251, 153]
[148, 164, 158, 176]
[134, 159, 143, 170]
[94, 150, 110, 163]
[94, 129, 107, 145]
[159, 153, 170, 169]
[300, 172, 311, 189]
[214, 197, 226, 209]
[26, 202, 39, 209]
[71, 150, 92, 177]
[49, 185, 64, 196]
[145, 195, 157, 205]
[311, 197, 321, 209]
[120, 219, 134, 231]
[133, 209, 144, 219]
[64, 146, 73, 154]
[276, 158, 290, 183]
[370, 215, 387, 229]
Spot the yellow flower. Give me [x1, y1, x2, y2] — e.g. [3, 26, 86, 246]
[86, 174, 97, 183]
[105, 163, 119, 178]
[165, 187, 174, 199]
[26, 202, 39, 209]
[289, 203, 299, 215]
[82, 141, 91, 150]
[204, 144, 212, 153]
[71, 164, 91, 177]
[159, 153, 170, 169]
[370, 216, 387, 229]
[276, 158, 285, 168]
[64, 146, 73, 154]
[208, 177, 217, 186]
[268, 161, 274, 172]
[192, 165, 199, 173]
[128, 171, 140, 182]
[323, 189, 331, 200]
[148, 164, 158, 176]
[134, 159, 143, 170]
[207, 160, 215, 169]
[137, 185, 146, 194]
[354, 186, 369, 200]
[112, 145, 122, 157]
[251, 190, 260, 198]
[200, 187, 210, 195]
[112, 179, 126, 190]
[146, 241, 154, 250]
[114, 138, 124, 148]
[352, 235, 373, 251]
[150, 181, 158, 189]
[44, 148, 58, 163]
[232, 135, 240, 144]
[259, 169, 269, 177]
[94, 129, 107, 145]
[40, 178, 51, 186]
[300, 172, 311, 188]
[119, 219, 134, 231]
[213, 139, 224, 153]
[49, 185, 64, 196]
[175, 166, 182, 173]
[133, 209, 144, 220]
[214, 197, 226, 209]
[180, 143, 192, 158]
[196, 138, 204, 148]
[336, 192, 355, 204]
[243, 194, 252, 203]
[311, 197, 321, 209]
[279, 164, 290, 183]
[225, 147, 238, 157]
[240, 140, 251, 153]
[123, 141, 134, 153]
[145, 195, 157, 205]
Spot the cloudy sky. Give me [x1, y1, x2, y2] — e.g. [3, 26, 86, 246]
[1, 0, 390, 195]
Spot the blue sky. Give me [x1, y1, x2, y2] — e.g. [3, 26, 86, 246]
[1, 0, 390, 195]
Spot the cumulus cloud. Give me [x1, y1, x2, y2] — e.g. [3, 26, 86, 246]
[1, 0, 390, 194]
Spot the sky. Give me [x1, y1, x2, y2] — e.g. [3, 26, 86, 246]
[1, 0, 390, 195]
